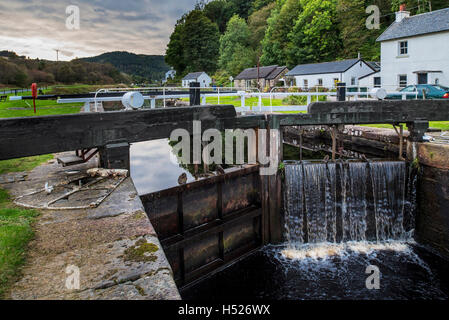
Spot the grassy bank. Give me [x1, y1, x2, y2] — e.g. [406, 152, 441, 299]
[0, 94, 83, 118]
[361, 122, 449, 131]
[0, 155, 53, 175]
[0, 154, 52, 298]
[0, 189, 39, 298]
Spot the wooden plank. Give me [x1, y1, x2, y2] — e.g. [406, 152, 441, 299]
[308, 100, 449, 114]
[161, 207, 261, 250]
[0, 105, 238, 160]
[3, 100, 449, 161]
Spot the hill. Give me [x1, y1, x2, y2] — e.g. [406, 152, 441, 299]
[78, 51, 170, 82]
[0, 51, 129, 88]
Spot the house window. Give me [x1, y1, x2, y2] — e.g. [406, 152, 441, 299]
[317, 79, 323, 87]
[351, 77, 356, 86]
[303, 79, 308, 89]
[374, 77, 381, 88]
[398, 74, 407, 88]
[398, 41, 408, 55]
[246, 80, 251, 88]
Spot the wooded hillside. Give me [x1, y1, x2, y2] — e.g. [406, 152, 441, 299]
[166, 0, 448, 81]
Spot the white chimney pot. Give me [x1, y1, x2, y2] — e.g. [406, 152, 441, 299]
[396, 10, 410, 23]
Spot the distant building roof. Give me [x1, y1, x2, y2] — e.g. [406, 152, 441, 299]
[377, 7, 449, 42]
[235, 65, 287, 80]
[358, 70, 380, 80]
[286, 59, 373, 76]
[366, 61, 381, 72]
[182, 72, 206, 80]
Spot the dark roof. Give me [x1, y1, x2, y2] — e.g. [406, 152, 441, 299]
[286, 59, 373, 76]
[358, 71, 380, 80]
[266, 66, 288, 80]
[377, 8, 449, 42]
[182, 72, 206, 80]
[235, 65, 287, 80]
[367, 61, 381, 72]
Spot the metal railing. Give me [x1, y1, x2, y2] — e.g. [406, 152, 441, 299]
[53, 85, 430, 114]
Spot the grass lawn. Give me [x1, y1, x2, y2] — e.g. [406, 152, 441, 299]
[0, 189, 39, 298]
[361, 122, 449, 131]
[204, 96, 286, 107]
[0, 154, 52, 298]
[0, 155, 53, 175]
[0, 92, 83, 118]
[183, 95, 287, 107]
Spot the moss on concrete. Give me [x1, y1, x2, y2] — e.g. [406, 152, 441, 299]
[123, 238, 158, 263]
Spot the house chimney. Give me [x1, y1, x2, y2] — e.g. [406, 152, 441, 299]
[396, 4, 410, 23]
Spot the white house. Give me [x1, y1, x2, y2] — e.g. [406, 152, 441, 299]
[285, 58, 376, 89]
[377, 6, 449, 89]
[358, 61, 381, 88]
[163, 68, 176, 83]
[182, 72, 212, 88]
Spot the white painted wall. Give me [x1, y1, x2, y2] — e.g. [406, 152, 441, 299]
[342, 61, 375, 87]
[182, 73, 212, 88]
[293, 61, 374, 88]
[380, 31, 449, 90]
[294, 72, 341, 89]
[359, 72, 381, 88]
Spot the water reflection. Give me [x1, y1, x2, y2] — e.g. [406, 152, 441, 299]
[130, 139, 194, 195]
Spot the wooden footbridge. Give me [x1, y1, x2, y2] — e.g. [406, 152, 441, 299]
[1, 100, 448, 288]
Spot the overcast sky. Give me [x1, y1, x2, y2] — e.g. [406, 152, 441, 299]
[0, 0, 197, 60]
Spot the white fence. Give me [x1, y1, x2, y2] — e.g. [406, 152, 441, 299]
[55, 86, 422, 113]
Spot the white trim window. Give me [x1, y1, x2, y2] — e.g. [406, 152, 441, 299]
[351, 77, 356, 86]
[303, 79, 308, 90]
[374, 77, 381, 88]
[317, 78, 323, 87]
[398, 41, 408, 55]
[398, 74, 407, 88]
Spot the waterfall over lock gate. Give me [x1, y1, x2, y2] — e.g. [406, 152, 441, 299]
[283, 161, 417, 248]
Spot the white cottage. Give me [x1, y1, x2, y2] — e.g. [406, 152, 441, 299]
[286, 59, 376, 89]
[358, 61, 381, 88]
[182, 72, 212, 88]
[163, 68, 176, 83]
[377, 6, 449, 89]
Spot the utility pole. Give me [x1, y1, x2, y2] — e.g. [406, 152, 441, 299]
[257, 56, 260, 90]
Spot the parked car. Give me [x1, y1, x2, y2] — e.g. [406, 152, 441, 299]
[385, 84, 449, 100]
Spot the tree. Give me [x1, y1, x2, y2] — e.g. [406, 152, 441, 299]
[260, 0, 302, 66]
[337, 0, 394, 61]
[250, 0, 276, 13]
[248, 2, 276, 55]
[287, 0, 341, 66]
[219, 15, 256, 75]
[229, 0, 256, 19]
[181, 10, 220, 73]
[204, 0, 237, 33]
[165, 16, 187, 74]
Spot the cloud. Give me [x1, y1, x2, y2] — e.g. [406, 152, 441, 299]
[0, 0, 198, 60]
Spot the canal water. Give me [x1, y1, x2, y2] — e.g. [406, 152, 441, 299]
[130, 139, 194, 195]
[182, 160, 448, 300]
[130, 140, 448, 300]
